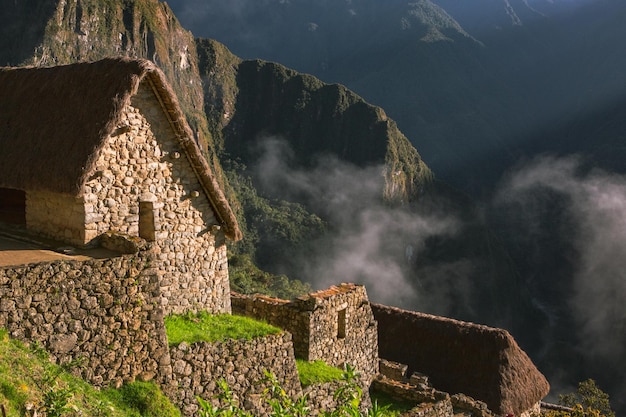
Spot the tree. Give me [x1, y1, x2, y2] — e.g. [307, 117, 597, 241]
[558, 379, 615, 417]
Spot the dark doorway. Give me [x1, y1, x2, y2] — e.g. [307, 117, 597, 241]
[0, 188, 26, 225]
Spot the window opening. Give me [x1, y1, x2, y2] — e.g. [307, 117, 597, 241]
[139, 201, 156, 241]
[337, 308, 347, 339]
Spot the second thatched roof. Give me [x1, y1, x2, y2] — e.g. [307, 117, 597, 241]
[371, 303, 550, 416]
[0, 58, 241, 240]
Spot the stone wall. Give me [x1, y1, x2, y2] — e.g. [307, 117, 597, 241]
[371, 376, 454, 417]
[304, 380, 372, 416]
[231, 284, 379, 381]
[81, 81, 231, 315]
[0, 251, 172, 388]
[25, 190, 86, 245]
[231, 293, 309, 356]
[167, 333, 301, 416]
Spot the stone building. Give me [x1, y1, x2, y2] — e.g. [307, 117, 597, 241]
[0, 58, 241, 314]
[232, 283, 379, 381]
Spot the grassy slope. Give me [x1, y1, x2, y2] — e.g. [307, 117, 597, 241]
[0, 329, 179, 417]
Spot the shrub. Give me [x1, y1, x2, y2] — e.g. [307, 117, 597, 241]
[117, 381, 181, 417]
[557, 379, 615, 417]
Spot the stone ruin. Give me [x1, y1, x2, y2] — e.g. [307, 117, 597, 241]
[231, 283, 379, 382]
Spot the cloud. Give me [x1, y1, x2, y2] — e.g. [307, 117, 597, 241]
[250, 137, 460, 307]
[495, 155, 626, 404]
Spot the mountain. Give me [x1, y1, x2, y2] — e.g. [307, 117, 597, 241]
[168, 0, 626, 192]
[0, 0, 542, 343]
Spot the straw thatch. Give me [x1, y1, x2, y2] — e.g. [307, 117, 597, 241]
[0, 58, 241, 240]
[371, 303, 550, 416]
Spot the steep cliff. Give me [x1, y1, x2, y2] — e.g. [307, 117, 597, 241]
[196, 39, 432, 204]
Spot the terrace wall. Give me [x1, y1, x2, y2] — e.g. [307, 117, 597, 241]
[0, 251, 172, 388]
[168, 333, 301, 416]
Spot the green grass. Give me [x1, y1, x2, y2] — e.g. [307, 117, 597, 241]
[0, 328, 179, 417]
[164, 312, 281, 346]
[295, 360, 344, 387]
[370, 391, 417, 416]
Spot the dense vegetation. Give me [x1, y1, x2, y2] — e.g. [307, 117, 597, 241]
[545, 379, 616, 417]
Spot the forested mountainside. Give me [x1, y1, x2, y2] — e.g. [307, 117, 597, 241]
[2, 0, 623, 412]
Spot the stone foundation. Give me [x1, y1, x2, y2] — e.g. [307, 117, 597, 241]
[0, 251, 171, 388]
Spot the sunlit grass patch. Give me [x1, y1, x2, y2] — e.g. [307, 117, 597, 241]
[164, 311, 281, 346]
[296, 359, 344, 387]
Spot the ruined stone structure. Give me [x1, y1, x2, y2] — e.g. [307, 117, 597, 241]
[0, 58, 241, 315]
[371, 303, 550, 416]
[231, 284, 379, 382]
[374, 359, 495, 417]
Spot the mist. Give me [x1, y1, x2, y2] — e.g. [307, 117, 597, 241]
[249, 137, 461, 308]
[494, 155, 626, 408]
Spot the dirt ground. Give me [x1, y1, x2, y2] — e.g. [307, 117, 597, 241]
[0, 233, 116, 267]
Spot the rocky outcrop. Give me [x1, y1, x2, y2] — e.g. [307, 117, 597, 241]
[371, 303, 550, 416]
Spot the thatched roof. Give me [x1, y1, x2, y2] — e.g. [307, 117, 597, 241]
[371, 303, 550, 416]
[0, 58, 241, 240]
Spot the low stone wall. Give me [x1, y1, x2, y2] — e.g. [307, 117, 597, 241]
[450, 394, 494, 417]
[371, 303, 550, 416]
[304, 379, 372, 416]
[231, 293, 309, 357]
[403, 401, 455, 417]
[379, 358, 409, 381]
[232, 284, 378, 381]
[168, 333, 301, 416]
[0, 251, 171, 388]
[371, 376, 455, 417]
